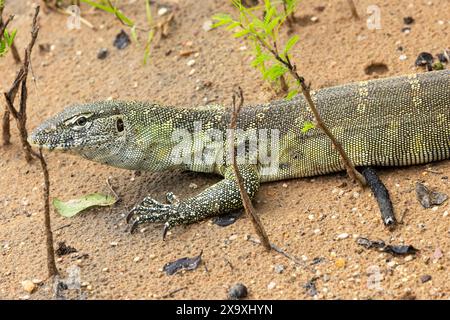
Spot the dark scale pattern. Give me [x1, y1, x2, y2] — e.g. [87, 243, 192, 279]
[29, 70, 450, 230]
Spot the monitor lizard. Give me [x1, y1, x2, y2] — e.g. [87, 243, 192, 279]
[29, 70, 450, 235]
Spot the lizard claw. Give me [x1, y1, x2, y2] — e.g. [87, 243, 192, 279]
[126, 195, 179, 234]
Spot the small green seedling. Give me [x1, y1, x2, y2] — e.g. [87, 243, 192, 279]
[0, 28, 17, 57]
[212, 0, 299, 93]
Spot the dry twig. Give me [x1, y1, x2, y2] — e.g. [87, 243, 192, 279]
[229, 87, 271, 251]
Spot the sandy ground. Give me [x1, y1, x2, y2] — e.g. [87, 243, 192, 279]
[0, 0, 449, 300]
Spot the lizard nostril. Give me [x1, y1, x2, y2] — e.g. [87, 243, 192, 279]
[116, 118, 124, 132]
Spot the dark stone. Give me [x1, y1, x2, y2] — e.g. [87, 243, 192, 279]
[113, 30, 131, 50]
[403, 16, 415, 25]
[228, 283, 248, 300]
[97, 48, 109, 60]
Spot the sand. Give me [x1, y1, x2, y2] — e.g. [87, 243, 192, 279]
[0, 0, 449, 300]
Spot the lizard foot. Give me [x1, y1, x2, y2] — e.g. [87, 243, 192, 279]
[126, 192, 179, 234]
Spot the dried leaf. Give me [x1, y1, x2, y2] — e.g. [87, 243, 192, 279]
[356, 237, 419, 256]
[53, 193, 117, 218]
[163, 251, 203, 275]
[415, 182, 448, 208]
[212, 210, 243, 227]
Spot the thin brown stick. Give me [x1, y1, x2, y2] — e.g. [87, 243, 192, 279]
[346, 0, 359, 19]
[2, 110, 10, 145]
[0, 13, 14, 145]
[0, 14, 13, 42]
[36, 148, 59, 277]
[247, 237, 314, 272]
[229, 87, 271, 251]
[252, 34, 366, 187]
[10, 42, 21, 63]
[2, 6, 40, 162]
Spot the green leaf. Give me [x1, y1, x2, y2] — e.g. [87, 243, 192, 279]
[0, 40, 7, 57]
[81, 0, 115, 13]
[145, 0, 153, 26]
[4, 29, 17, 47]
[232, 0, 243, 10]
[286, 89, 298, 100]
[81, 0, 134, 26]
[263, 64, 287, 81]
[284, 34, 299, 54]
[130, 25, 139, 43]
[301, 121, 315, 133]
[233, 28, 250, 38]
[265, 16, 280, 35]
[53, 193, 117, 218]
[252, 17, 266, 31]
[250, 52, 271, 67]
[225, 21, 241, 30]
[143, 29, 154, 65]
[211, 13, 234, 28]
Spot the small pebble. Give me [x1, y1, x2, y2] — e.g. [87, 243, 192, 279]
[310, 16, 318, 22]
[113, 30, 131, 50]
[97, 48, 108, 60]
[157, 7, 168, 16]
[229, 234, 238, 241]
[187, 59, 196, 67]
[102, 268, 109, 272]
[337, 233, 349, 240]
[399, 54, 407, 61]
[387, 260, 396, 267]
[420, 275, 432, 283]
[110, 241, 118, 247]
[21, 280, 36, 294]
[403, 17, 414, 25]
[282, 183, 288, 188]
[443, 211, 448, 217]
[415, 52, 434, 67]
[189, 69, 196, 76]
[401, 27, 411, 34]
[133, 256, 141, 263]
[335, 258, 346, 268]
[189, 183, 198, 189]
[202, 20, 213, 32]
[267, 281, 276, 290]
[404, 255, 414, 262]
[228, 283, 248, 299]
[274, 264, 285, 274]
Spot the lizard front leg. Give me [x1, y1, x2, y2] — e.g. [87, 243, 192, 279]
[126, 165, 260, 237]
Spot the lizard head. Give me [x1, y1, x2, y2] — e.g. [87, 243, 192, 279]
[29, 101, 127, 155]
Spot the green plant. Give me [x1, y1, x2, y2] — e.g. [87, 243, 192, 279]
[212, 0, 299, 93]
[212, 0, 366, 186]
[0, 28, 17, 57]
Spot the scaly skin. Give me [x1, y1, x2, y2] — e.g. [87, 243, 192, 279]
[29, 70, 450, 233]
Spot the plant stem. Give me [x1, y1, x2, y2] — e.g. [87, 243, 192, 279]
[37, 148, 59, 277]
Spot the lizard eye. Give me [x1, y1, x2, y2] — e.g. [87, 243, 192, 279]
[75, 116, 87, 126]
[116, 118, 124, 132]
